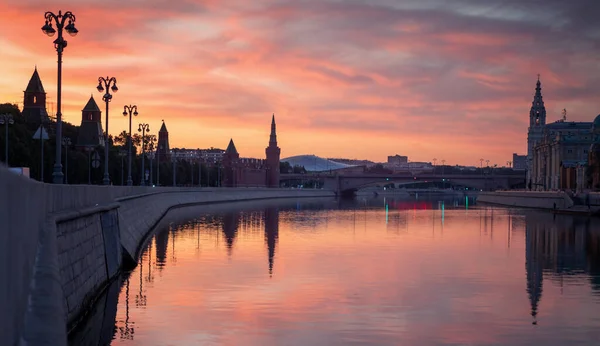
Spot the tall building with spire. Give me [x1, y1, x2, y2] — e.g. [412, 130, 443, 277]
[221, 114, 282, 188]
[76, 95, 105, 148]
[22, 67, 49, 123]
[157, 120, 170, 162]
[265, 114, 281, 188]
[527, 76, 547, 186]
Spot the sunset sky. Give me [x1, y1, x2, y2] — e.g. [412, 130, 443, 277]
[1, 0, 599, 165]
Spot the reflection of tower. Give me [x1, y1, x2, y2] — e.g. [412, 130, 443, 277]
[525, 225, 543, 325]
[157, 120, 170, 162]
[155, 229, 169, 270]
[264, 207, 279, 277]
[222, 212, 240, 256]
[265, 114, 281, 188]
[22, 67, 49, 123]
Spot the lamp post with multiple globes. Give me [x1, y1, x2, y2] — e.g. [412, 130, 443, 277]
[96, 77, 119, 185]
[122, 105, 138, 186]
[41, 10, 78, 183]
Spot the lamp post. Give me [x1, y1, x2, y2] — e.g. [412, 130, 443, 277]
[480, 158, 484, 175]
[506, 160, 512, 169]
[148, 138, 156, 186]
[441, 159, 446, 189]
[61, 137, 71, 183]
[172, 154, 177, 187]
[96, 76, 119, 185]
[42, 10, 78, 183]
[118, 150, 127, 185]
[0, 114, 14, 166]
[138, 123, 150, 186]
[84, 146, 93, 184]
[156, 145, 160, 186]
[122, 105, 138, 186]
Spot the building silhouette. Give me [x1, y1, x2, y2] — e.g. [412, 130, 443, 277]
[526, 75, 547, 186]
[157, 120, 170, 162]
[527, 76, 600, 191]
[22, 67, 49, 124]
[221, 115, 281, 187]
[76, 95, 104, 149]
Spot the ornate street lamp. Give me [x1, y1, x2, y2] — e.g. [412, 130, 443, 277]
[61, 137, 71, 183]
[0, 114, 14, 166]
[97, 76, 119, 185]
[138, 123, 150, 186]
[42, 10, 78, 183]
[122, 105, 138, 186]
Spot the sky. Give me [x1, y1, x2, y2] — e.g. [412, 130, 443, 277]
[1, 0, 600, 166]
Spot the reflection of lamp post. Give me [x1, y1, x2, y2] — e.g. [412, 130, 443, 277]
[136, 260, 147, 307]
[41, 10, 78, 184]
[96, 76, 119, 185]
[61, 137, 71, 183]
[0, 114, 14, 166]
[122, 105, 138, 186]
[118, 150, 126, 185]
[119, 277, 134, 340]
[138, 123, 150, 186]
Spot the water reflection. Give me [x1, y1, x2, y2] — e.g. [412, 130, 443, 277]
[69, 197, 600, 346]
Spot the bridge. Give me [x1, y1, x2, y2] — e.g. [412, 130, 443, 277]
[280, 172, 527, 195]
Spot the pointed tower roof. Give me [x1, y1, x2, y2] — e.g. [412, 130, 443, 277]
[226, 138, 238, 154]
[25, 67, 45, 93]
[82, 95, 101, 112]
[160, 120, 168, 132]
[269, 113, 277, 146]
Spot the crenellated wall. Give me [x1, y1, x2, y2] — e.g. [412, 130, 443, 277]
[0, 164, 335, 346]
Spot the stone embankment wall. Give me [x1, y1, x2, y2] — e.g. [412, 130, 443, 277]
[477, 191, 574, 209]
[0, 165, 335, 346]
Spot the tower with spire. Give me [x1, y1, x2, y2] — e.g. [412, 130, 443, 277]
[265, 114, 281, 188]
[22, 67, 49, 123]
[157, 120, 170, 162]
[76, 95, 105, 149]
[527, 75, 547, 186]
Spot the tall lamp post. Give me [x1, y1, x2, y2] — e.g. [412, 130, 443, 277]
[96, 76, 119, 185]
[0, 114, 14, 166]
[172, 155, 177, 187]
[41, 10, 78, 183]
[138, 123, 150, 186]
[122, 105, 138, 186]
[61, 137, 71, 183]
[148, 138, 156, 186]
[118, 150, 127, 185]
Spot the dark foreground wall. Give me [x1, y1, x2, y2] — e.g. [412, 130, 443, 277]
[0, 164, 335, 346]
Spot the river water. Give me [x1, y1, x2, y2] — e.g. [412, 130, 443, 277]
[70, 196, 600, 346]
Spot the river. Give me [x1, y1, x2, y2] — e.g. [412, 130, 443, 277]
[69, 196, 600, 346]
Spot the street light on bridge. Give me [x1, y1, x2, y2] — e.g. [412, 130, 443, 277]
[41, 10, 78, 183]
[97, 76, 119, 185]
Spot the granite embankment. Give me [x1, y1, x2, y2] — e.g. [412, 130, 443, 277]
[0, 165, 334, 346]
[478, 191, 600, 214]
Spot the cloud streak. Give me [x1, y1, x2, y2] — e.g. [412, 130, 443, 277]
[1, 0, 600, 165]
